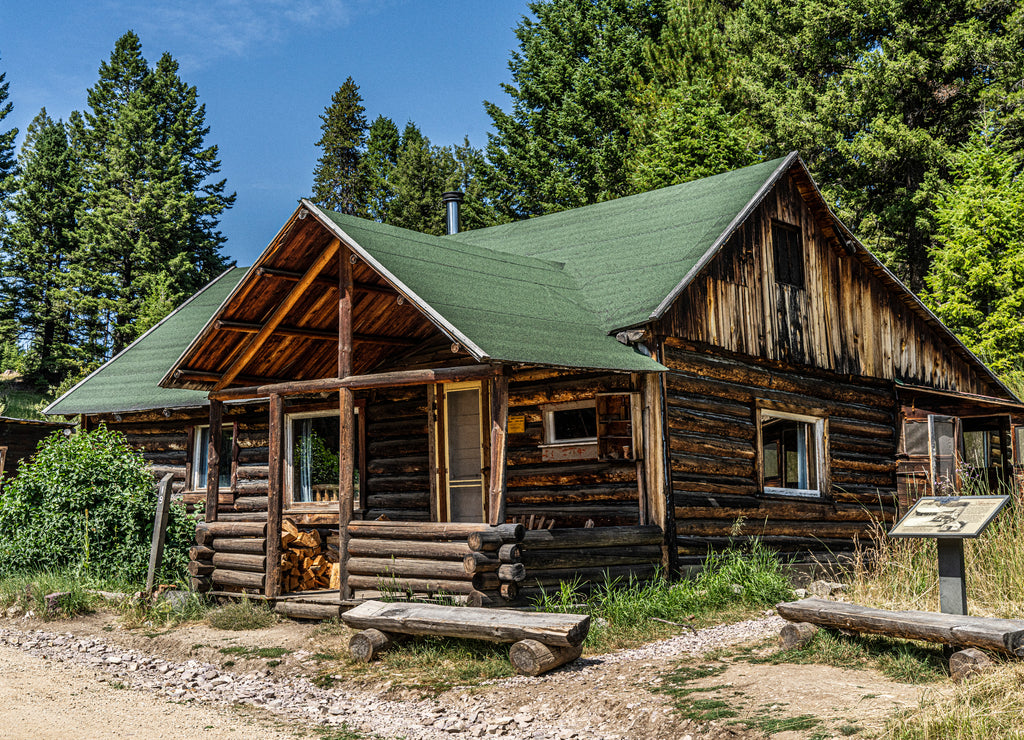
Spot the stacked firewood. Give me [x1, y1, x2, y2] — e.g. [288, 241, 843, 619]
[280, 520, 340, 592]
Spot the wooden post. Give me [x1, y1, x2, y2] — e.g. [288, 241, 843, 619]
[205, 399, 223, 523]
[488, 374, 509, 526]
[266, 393, 284, 598]
[145, 473, 174, 596]
[338, 246, 354, 601]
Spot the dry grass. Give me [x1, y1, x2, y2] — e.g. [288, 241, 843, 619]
[849, 486, 1024, 619]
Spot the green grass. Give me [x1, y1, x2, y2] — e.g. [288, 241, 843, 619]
[0, 384, 49, 420]
[0, 569, 96, 619]
[533, 540, 793, 650]
[749, 630, 948, 684]
[207, 596, 278, 630]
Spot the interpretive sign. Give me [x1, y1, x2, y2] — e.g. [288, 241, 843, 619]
[889, 495, 1009, 539]
[889, 495, 1009, 616]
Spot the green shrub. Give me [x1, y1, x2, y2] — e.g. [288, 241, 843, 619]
[0, 427, 195, 583]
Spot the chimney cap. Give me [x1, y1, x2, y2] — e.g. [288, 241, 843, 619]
[442, 191, 464, 203]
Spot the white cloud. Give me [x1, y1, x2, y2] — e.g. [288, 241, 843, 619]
[124, 0, 376, 67]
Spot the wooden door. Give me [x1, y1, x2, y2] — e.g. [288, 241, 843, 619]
[438, 382, 486, 522]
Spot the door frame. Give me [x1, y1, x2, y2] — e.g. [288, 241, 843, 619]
[432, 380, 487, 522]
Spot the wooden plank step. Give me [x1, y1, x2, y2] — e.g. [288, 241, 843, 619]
[341, 599, 590, 647]
[777, 598, 1024, 656]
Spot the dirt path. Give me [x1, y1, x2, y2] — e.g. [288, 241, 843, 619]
[0, 613, 932, 739]
[0, 643, 299, 740]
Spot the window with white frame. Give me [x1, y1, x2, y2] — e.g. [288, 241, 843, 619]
[286, 410, 359, 509]
[542, 400, 598, 445]
[759, 408, 826, 498]
[192, 425, 233, 491]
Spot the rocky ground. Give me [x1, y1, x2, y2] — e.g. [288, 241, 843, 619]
[0, 608, 929, 740]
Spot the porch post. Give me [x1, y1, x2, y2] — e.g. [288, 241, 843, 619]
[204, 399, 223, 523]
[266, 393, 284, 598]
[338, 247, 355, 600]
[488, 373, 509, 526]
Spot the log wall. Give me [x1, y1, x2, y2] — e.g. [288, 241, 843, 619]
[504, 369, 642, 528]
[658, 170, 1006, 399]
[0, 419, 72, 481]
[362, 387, 430, 521]
[661, 341, 898, 563]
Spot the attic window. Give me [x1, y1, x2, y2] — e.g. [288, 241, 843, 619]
[772, 221, 804, 288]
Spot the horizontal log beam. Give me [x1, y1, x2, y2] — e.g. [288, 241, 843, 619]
[257, 266, 396, 296]
[210, 364, 503, 401]
[216, 319, 418, 347]
[777, 598, 1024, 656]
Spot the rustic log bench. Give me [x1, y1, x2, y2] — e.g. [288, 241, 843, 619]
[342, 599, 590, 676]
[778, 597, 1024, 678]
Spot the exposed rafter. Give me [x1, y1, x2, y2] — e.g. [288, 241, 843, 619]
[216, 319, 418, 346]
[256, 266, 396, 297]
[215, 239, 341, 390]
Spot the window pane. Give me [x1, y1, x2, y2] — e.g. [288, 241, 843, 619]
[762, 413, 820, 494]
[219, 430, 233, 488]
[194, 427, 209, 489]
[1016, 427, 1024, 465]
[292, 416, 341, 503]
[553, 406, 597, 441]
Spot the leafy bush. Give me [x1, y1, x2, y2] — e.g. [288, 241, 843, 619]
[0, 427, 195, 583]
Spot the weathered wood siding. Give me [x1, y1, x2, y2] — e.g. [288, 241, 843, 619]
[662, 342, 897, 563]
[505, 369, 641, 528]
[659, 171, 1004, 398]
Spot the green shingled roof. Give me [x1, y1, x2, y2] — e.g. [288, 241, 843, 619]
[317, 212, 666, 373]
[449, 155, 792, 329]
[45, 267, 248, 415]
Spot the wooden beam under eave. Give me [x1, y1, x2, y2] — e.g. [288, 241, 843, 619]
[214, 239, 341, 390]
[218, 320, 419, 347]
[257, 266, 396, 297]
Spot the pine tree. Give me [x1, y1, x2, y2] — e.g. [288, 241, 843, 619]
[485, 0, 665, 217]
[0, 52, 16, 207]
[732, 0, 1024, 290]
[312, 77, 368, 215]
[625, 0, 759, 191]
[361, 115, 401, 223]
[389, 123, 448, 234]
[2, 110, 83, 388]
[71, 31, 233, 356]
[924, 128, 1024, 374]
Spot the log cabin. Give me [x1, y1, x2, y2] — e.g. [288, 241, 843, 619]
[0, 416, 74, 485]
[45, 153, 1024, 614]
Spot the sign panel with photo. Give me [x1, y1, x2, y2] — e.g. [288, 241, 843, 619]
[889, 495, 1009, 539]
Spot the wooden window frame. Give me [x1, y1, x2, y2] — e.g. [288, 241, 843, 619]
[190, 424, 235, 492]
[771, 220, 805, 289]
[541, 399, 599, 447]
[285, 408, 360, 513]
[755, 400, 829, 499]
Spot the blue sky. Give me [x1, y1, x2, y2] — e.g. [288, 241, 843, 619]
[2, 0, 531, 267]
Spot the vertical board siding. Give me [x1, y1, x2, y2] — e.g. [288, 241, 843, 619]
[662, 344, 898, 561]
[659, 173, 1002, 398]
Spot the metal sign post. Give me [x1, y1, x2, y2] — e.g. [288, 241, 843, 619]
[889, 495, 1009, 616]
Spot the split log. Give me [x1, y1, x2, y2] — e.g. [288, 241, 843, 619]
[509, 639, 583, 676]
[520, 526, 662, 551]
[211, 568, 265, 590]
[777, 598, 1024, 656]
[341, 599, 590, 646]
[349, 628, 398, 662]
[779, 622, 819, 649]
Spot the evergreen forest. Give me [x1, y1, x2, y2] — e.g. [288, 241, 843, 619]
[3, 0, 1024, 410]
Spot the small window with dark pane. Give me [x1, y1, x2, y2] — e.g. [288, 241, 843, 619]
[772, 221, 804, 288]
